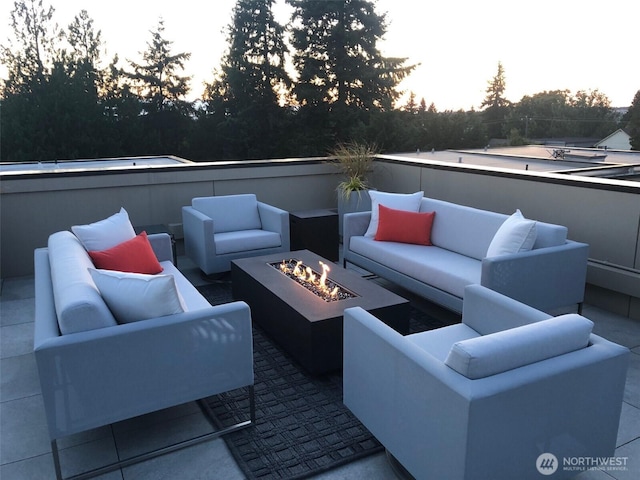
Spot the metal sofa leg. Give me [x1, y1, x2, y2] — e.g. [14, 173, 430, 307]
[51, 440, 63, 480]
[49, 386, 255, 480]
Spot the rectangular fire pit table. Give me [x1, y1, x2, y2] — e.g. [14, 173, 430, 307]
[231, 250, 410, 374]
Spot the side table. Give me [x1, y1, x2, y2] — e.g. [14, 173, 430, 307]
[134, 224, 177, 266]
[289, 209, 339, 262]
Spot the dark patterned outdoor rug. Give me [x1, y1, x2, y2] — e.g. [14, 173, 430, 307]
[197, 281, 457, 480]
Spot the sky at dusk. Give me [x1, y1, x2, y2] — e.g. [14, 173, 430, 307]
[1, 0, 637, 110]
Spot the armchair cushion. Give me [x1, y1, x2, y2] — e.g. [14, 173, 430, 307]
[192, 194, 261, 233]
[445, 314, 593, 379]
[88, 231, 163, 274]
[89, 268, 186, 323]
[215, 229, 282, 255]
[408, 323, 479, 362]
[71, 207, 136, 251]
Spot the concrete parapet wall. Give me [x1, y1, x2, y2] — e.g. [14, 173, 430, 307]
[2, 155, 638, 319]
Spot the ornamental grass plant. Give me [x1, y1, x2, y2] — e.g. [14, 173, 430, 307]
[331, 142, 378, 200]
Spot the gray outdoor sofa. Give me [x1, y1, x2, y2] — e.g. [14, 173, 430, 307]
[34, 227, 254, 479]
[343, 194, 589, 314]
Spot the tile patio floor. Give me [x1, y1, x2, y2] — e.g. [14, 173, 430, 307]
[1, 253, 639, 479]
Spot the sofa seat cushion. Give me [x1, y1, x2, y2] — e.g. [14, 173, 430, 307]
[445, 314, 594, 379]
[214, 229, 281, 255]
[48, 231, 117, 334]
[193, 194, 261, 233]
[350, 236, 481, 299]
[408, 323, 480, 362]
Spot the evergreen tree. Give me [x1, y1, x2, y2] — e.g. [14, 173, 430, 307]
[481, 61, 509, 110]
[126, 19, 192, 114]
[624, 90, 640, 150]
[481, 61, 510, 139]
[287, 0, 414, 145]
[0, 0, 58, 96]
[57, 9, 111, 157]
[204, 0, 291, 159]
[99, 55, 146, 156]
[1, 0, 61, 160]
[403, 91, 417, 113]
[1, 2, 118, 160]
[418, 97, 427, 113]
[125, 19, 193, 154]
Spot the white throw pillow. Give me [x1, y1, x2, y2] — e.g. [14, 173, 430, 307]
[486, 209, 537, 257]
[89, 268, 186, 324]
[364, 191, 424, 237]
[72, 207, 136, 251]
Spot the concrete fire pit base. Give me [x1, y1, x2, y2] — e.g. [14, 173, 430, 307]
[231, 250, 410, 374]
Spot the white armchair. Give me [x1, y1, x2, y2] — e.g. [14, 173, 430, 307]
[182, 194, 290, 275]
[343, 285, 629, 480]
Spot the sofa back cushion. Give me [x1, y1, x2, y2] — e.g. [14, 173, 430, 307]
[192, 194, 262, 233]
[420, 198, 568, 259]
[48, 231, 117, 334]
[421, 198, 506, 260]
[444, 314, 593, 379]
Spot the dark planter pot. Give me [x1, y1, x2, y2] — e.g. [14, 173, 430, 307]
[337, 190, 371, 237]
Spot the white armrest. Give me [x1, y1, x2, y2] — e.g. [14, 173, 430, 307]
[182, 205, 216, 267]
[258, 202, 290, 250]
[481, 241, 589, 312]
[147, 232, 173, 263]
[462, 285, 551, 335]
[343, 211, 371, 247]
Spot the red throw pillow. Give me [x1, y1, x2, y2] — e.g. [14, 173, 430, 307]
[88, 231, 163, 274]
[374, 204, 435, 245]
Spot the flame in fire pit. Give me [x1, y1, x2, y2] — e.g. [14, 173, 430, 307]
[271, 259, 356, 302]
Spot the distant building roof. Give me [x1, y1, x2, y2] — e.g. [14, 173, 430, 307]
[530, 137, 601, 148]
[389, 145, 640, 181]
[0, 156, 193, 175]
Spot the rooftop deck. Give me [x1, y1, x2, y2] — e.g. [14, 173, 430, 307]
[1, 246, 639, 479]
[1, 149, 639, 478]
